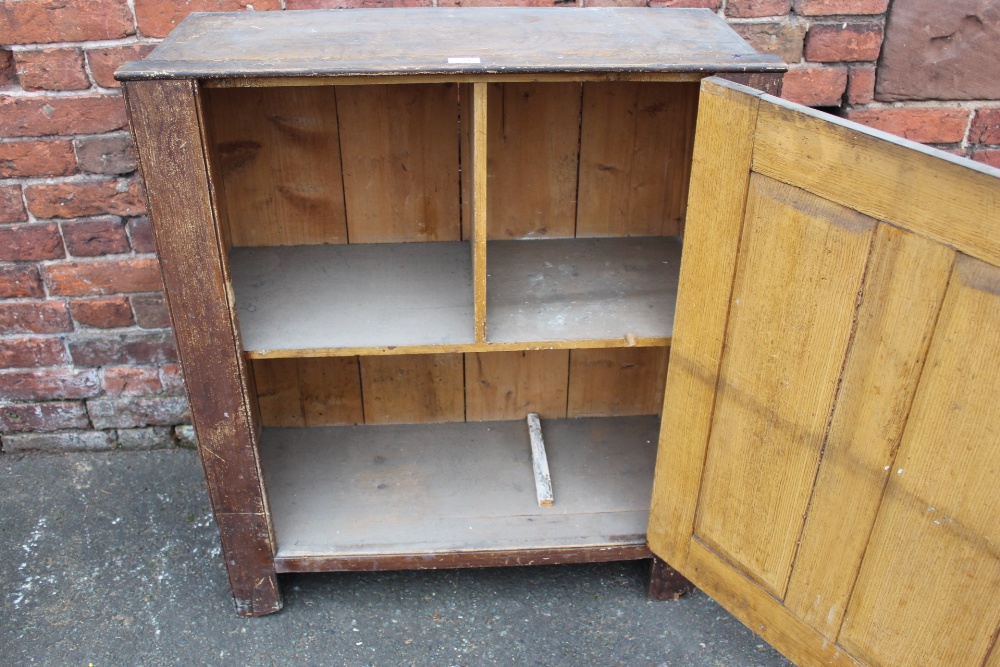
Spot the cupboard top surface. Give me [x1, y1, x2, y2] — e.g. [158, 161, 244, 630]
[115, 8, 784, 81]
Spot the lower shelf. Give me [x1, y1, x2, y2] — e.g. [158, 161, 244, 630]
[260, 416, 659, 571]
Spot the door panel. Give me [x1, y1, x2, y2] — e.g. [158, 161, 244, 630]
[648, 77, 1000, 667]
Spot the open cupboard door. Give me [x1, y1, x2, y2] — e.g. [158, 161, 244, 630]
[647, 77, 1000, 667]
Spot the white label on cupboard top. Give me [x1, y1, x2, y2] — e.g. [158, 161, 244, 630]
[448, 57, 481, 64]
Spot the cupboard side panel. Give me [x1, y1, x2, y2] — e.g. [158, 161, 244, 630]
[566, 347, 669, 418]
[125, 79, 280, 616]
[839, 255, 1000, 667]
[465, 350, 569, 422]
[783, 225, 954, 637]
[206, 86, 348, 247]
[338, 83, 461, 243]
[646, 79, 762, 566]
[487, 82, 582, 239]
[577, 82, 698, 238]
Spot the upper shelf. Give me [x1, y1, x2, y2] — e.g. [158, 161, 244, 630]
[115, 8, 784, 81]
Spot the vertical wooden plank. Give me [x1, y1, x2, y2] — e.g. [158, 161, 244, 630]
[839, 255, 1000, 667]
[646, 79, 763, 567]
[470, 83, 488, 343]
[694, 174, 875, 597]
[566, 347, 669, 418]
[125, 79, 280, 616]
[298, 357, 364, 426]
[460, 83, 472, 242]
[487, 82, 581, 239]
[784, 225, 954, 637]
[360, 353, 464, 424]
[206, 86, 348, 247]
[464, 350, 569, 422]
[252, 358, 304, 427]
[338, 83, 460, 243]
[576, 82, 698, 238]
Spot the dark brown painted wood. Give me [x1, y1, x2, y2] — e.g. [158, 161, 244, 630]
[115, 8, 784, 81]
[275, 544, 653, 573]
[647, 556, 695, 601]
[124, 79, 281, 617]
[717, 72, 784, 96]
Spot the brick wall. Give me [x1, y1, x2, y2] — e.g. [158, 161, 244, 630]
[1, 0, 997, 453]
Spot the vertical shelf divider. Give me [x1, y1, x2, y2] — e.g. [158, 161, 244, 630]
[470, 82, 489, 343]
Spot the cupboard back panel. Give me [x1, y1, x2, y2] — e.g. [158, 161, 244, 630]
[206, 84, 462, 246]
[251, 348, 669, 427]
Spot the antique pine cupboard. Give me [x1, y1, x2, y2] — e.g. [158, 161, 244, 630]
[118, 8, 1000, 667]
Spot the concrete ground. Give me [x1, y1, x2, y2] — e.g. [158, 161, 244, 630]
[1, 449, 792, 667]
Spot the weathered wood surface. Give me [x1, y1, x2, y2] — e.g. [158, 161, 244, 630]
[648, 77, 1000, 667]
[647, 556, 694, 601]
[124, 79, 280, 616]
[526, 413, 554, 508]
[116, 8, 783, 81]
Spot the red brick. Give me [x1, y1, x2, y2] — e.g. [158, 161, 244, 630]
[782, 66, 848, 106]
[25, 178, 145, 219]
[648, 0, 720, 7]
[726, 0, 791, 17]
[0, 48, 14, 86]
[134, 0, 281, 38]
[0, 139, 76, 178]
[160, 362, 186, 394]
[86, 45, 156, 89]
[0, 265, 45, 298]
[87, 395, 189, 428]
[805, 23, 883, 63]
[0, 94, 127, 138]
[68, 331, 177, 366]
[0, 185, 26, 223]
[847, 65, 876, 104]
[794, 0, 888, 15]
[131, 294, 171, 329]
[732, 22, 806, 64]
[13, 48, 89, 91]
[61, 217, 130, 257]
[288, 0, 430, 6]
[103, 365, 163, 396]
[0, 336, 67, 368]
[126, 217, 156, 253]
[847, 107, 971, 144]
[43, 257, 163, 296]
[70, 296, 135, 328]
[0, 223, 64, 261]
[969, 108, 1000, 146]
[0, 301, 72, 334]
[972, 149, 1000, 169]
[0, 0, 135, 45]
[0, 401, 89, 433]
[74, 134, 136, 175]
[0, 368, 100, 400]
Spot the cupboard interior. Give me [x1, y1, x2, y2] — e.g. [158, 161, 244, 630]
[201, 80, 698, 564]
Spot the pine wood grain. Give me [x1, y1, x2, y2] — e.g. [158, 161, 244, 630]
[839, 255, 1000, 667]
[576, 82, 698, 238]
[567, 347, 669, 418]
[298, 357, 364, 426]
[487, 82, 581, 239]
[252, 358, 304, 427]
[206, 86, 348, 247]
[695, 173, 875, 597]
[464, 350, 569, 422]
[359, 354, 465, 425]
[470, 83, 488, 342]
[338, 83, 461, 243]
[783, 225, 954, 637]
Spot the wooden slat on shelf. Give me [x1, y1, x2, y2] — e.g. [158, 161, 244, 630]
[337, 83, 461, 243]
[259, 416, 659, 558]
[577, 82, 698, 238]
[487, 237, 682, 344]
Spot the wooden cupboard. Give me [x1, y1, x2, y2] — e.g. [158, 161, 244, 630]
[119, 8, 1000, 667]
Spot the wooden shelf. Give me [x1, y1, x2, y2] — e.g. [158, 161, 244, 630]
[230, 242, 475, 354]
[487, 237, 681, 344]
[260, 416, 658, 567]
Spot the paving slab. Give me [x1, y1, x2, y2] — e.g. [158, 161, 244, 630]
[0, 449, 792, 667]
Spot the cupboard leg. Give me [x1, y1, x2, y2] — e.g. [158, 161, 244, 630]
[216, 512, 283, 616]
[647, 556, 695, 601]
